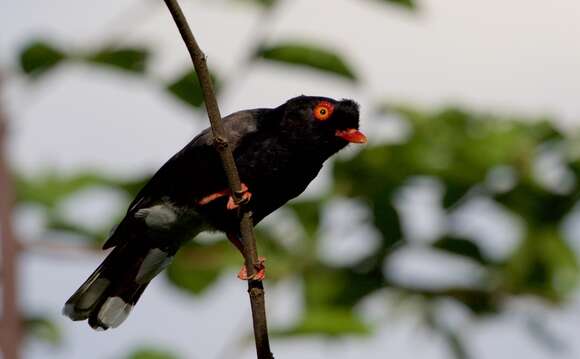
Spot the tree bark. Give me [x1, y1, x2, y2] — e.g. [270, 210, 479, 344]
[0, 73, 22, 359]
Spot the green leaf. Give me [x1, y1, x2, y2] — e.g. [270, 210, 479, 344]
[125, 347, 179, 359]
[86, 47, 149, 73]
[277, 308, 370, 336]
[19, 41, 66, 77]
[376, 0, 415, 9]
[24, 316, 62, 346]
[166, 70, 220, 108]
[303, 269, 346, 308]
[256, 42, 357, 81]
[165, 240, 239, 294]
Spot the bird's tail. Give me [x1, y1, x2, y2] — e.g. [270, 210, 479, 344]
[63, 241, 175, 330]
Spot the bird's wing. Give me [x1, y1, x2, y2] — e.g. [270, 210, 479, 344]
[128, 110, 261, 208]
[102, 109, 264, 249]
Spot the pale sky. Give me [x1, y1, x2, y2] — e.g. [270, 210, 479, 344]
[3, 0, 580, 358]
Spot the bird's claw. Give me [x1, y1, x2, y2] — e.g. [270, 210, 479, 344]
[237, 256, 266, 281]
[227, 183, 252, 210]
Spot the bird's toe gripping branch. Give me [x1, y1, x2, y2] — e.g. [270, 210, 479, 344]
[197, 183, 252, 210]
[237, 256, 266, 281]
[226, 233, 266, 281]
[227, 183, 252, 210]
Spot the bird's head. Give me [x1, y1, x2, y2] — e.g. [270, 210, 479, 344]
[276, 96, 367, 155]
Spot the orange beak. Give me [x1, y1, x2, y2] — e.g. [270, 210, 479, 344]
[335, 129, 367, 144]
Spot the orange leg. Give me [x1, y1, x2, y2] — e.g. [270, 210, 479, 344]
[197, 183, 252, 210]
[237, 256, 266, 281]
[197, 189, 229, 205]
[227, 232, 266, 281]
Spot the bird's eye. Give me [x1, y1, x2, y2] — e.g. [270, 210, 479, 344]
[313, 102, 334, 121]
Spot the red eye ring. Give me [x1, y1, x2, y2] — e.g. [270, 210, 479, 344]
[313, 101, 334, 121]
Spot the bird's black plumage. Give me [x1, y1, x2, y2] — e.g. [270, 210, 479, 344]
[63, 95, 365, 330]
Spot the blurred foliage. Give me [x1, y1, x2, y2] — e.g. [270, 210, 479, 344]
[166, 239, 239, 294]
[378, 0, 415, 9]
[86, 47, 149, 73]
[19, 40, 149, 76]
[19, 41, 66, 77]
[276, 308, 370, 336]
[256, 42, 357, 81]
[166, 70, 220, 108]
[11, 0, 580, 358]
[333, 106, 578, 309]
[18, 105, 580, 347]
[433, 236, 488, 265]
[15, 172, 149, 245]
[124, 347, 179, 359]
[24, 316, 62, 347]
[16, 172, 118, 209]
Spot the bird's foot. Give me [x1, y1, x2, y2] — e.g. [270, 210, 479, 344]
[237, 256, 266, 281]
[197, 183, 252, 210]
[226, 183, 252, 210]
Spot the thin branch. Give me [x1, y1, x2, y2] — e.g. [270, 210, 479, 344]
[0, 73, 22, 359]
[161, 1, 273, 358]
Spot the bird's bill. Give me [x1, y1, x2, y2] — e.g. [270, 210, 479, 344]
[335, 129, 367, 144]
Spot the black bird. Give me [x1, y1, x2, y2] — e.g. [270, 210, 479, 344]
[63, 95, 366, 330]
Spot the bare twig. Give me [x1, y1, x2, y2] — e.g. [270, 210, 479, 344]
[0, 73, 22, 359]
[161, 1, 273, 358]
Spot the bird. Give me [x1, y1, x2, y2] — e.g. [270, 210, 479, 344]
[63, 95, 366, 330]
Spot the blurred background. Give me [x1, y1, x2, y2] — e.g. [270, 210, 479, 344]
[2, 0, 580, 358]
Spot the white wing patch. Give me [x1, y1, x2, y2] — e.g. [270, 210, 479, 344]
[135, 204, 177, 229]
